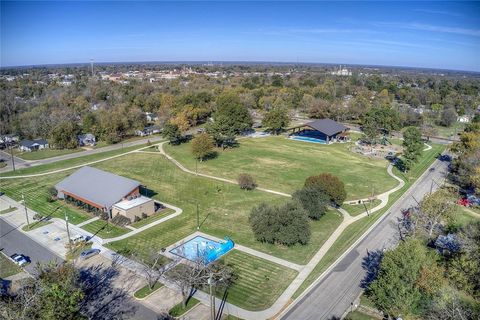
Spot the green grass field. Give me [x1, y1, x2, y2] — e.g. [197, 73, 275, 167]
[14, 148, 83, 161]
[165, 136, 397, 200]
[342, 199, 382, 216]
[0, 173, 91, 225]
[219, 250, 298, 311]
[101, 153, 342, 264]
[81, 219, 130, 239]
[130, 208, 176, 228]
[0, 143, 148, 177]
[0, 206, 17, 214]
[0, 253, 21, 279]
[134, 282, 163, 299]
[293, 143, 445, 298]
[169, 297, 200, 316]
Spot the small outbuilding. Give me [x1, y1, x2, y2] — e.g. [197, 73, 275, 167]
[112, 195, 155, 221]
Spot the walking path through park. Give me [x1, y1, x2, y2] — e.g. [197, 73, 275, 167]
[1, 137, 434, 319]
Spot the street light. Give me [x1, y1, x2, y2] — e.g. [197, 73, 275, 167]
[22, 193, 30, 228]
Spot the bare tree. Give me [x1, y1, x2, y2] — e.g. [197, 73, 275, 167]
[419, 189, 456, 237]
[137, 250, 169, 290]
[168, 258, 235, 308]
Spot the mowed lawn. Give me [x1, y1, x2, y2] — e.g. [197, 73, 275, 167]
[0, 173, 91, 225]
[81, 219, 130, 239]
[103, 153, 343, 264]
[165, 136, 397, 200]
[218, 250, 298, 311]
[14, 148, 83, 161]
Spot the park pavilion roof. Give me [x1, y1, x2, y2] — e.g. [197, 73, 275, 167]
[290, 119, 349, 136]
[55, 166, 141, 209]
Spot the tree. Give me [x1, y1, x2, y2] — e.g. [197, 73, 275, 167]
[249, 201, 310, 246]
[162, 122, 182, 145]
[0, 261, 85, 320]
[362, 106, 401, 143]
[137, 250, 168, 290]
[50, 121, 80, 149]
[440, 108, 457, 127]
[168, 259, 234, 308]
[304, 173, 347, 206]
[368, 239, 442, 318]
[402, 126, 423, 171]
[237, 173, 256, 190]
[208, 92, 253, 139]
[419, 189, 456, 238]
[262, 107, 289, 134]
[292, 186, 330, 220]
[191, 133, 215, 161]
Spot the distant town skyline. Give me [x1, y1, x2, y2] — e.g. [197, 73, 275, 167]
[1, 1, 479, 71]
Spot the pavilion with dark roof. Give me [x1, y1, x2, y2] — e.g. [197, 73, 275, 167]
[287, 118, 350, 144]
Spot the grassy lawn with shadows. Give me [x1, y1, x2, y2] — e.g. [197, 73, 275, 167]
[164, 136, 397, 200]
[0, 253, 21, 278]
[292, 143, 445, 298]
[81, 219, 130, 239]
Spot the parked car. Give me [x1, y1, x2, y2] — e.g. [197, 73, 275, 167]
[10, 253, 28, 266]
[80, 248, 100, 260]
[71, 234, 88, 243]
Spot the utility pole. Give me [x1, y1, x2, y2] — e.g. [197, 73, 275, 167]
[208, 273, 215, 320]
[65, 208, 72, 246]
[22, 193, 30, 228]
[195, 158, 198, 176]
[9, 145, 15, 171]
[196, 203, 200, 230]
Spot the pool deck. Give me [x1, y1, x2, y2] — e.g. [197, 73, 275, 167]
[164, 231, 303, 271]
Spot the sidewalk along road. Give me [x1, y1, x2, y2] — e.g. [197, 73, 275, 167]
[280, 155, 449, 320]
[0, 135, 164, 173]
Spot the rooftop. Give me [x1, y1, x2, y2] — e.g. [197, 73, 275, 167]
[55, 166, 141, 209]
[113, 195, 153, 210]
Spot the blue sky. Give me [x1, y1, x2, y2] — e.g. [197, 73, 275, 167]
[1, 1, 479, 71]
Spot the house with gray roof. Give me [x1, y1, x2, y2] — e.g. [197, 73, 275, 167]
[55, 166, 142, 213]
[19, 139, 49, 152]
[287, 119, 350, 143]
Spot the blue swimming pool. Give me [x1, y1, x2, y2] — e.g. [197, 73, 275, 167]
[169, 236, 234, 264]
[290, 136, 327, 144]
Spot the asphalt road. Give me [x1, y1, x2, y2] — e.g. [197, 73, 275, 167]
[282, 156, 449, 320]
[0, 218, 62, 274]
[0, 135, 164, 173]
[0, 219, 159, 319]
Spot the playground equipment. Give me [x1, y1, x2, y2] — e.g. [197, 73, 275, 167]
[205, 237, 234, 264]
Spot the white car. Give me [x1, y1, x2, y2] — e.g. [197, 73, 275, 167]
[10, 253, 28, 266]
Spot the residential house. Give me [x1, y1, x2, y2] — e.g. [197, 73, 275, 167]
[145, 112, 158, 122]
[78, 133, 96, 147]
[135, 125, 161, 137]
[19, 139, 49, 152]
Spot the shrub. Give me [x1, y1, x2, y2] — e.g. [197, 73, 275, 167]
[33, 213, 43, 220]
[111, 214, 131, 226]
[305, 173, 347, 206]
[142, 212, 148, 219]
[249, 201, 310, 246]
[134, 216, 141, 222]
[292, 186, 330, 220]
[100, 212, 109, 221]
[238, 173, 257, 190]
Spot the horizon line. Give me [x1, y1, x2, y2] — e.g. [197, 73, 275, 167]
[1, 60, 479, 74]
